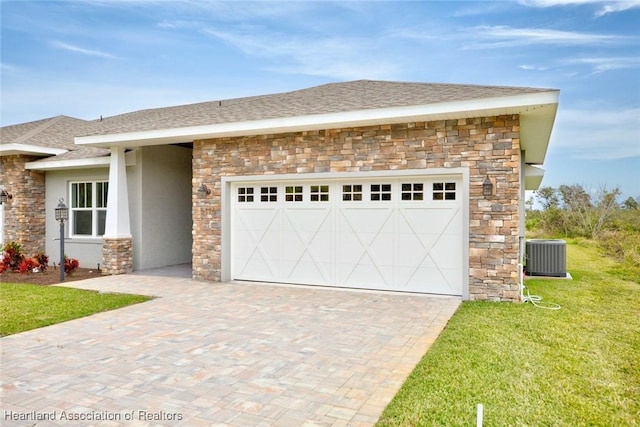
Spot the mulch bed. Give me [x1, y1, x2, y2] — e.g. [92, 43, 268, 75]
[0, 268, 103, 286]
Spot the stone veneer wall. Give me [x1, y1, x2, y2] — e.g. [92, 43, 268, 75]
[102, 237, 133, 275]
[0, 155, 46, 256]
[193, 115, 522, 301]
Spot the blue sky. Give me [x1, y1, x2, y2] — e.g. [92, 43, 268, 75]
[2, 0, 639, 200]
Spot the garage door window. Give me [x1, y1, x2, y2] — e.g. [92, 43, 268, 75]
[310, 185, 329, 202]
[433, 182, 456, 200]
[401, 183, 424, 201]
[260, 186, 278, 202]
[371, 184, 392, 201]
[238, 187, 254, 202]
[342, 184, 363, 201]
[285, 186, 303, 202]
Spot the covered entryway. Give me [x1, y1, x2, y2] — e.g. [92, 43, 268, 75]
[227, 171, 467, 295]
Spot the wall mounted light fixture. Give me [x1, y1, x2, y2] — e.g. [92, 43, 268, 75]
[197, 183, 211, 196]
[482, 176, 493, 197]
[0, 189, 13, 204]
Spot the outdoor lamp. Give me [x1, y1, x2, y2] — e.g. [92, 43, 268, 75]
[55, 198, 69, 222]
[197, 183, 211, 195]
[483, 176, 493, 197]
[55, 198, 69, 282]
[0, 189, 13, 204]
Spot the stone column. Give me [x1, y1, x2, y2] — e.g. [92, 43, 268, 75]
[0, 155, 46, 256]
[102, 147, 133, 274]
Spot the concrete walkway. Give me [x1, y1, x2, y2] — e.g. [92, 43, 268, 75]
[1, 275, 460, 426]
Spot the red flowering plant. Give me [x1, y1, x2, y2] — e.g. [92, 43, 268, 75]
[34, 252, 49, 272]
[2, 242, 25, 272]
[64, 256, 79, 275]
[19, 258, 38, 274]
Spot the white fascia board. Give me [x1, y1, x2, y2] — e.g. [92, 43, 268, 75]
[25, 151, 137, 171]
[0, 143, 67, 157]
[75, 91, 560, 148]
[520, 102, 559, 165]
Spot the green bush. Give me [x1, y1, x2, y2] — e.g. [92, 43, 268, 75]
[598, 231, 640, 283]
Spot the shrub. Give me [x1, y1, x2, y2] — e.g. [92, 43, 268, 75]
[19, 258, 38, 274]
[598, 231, 640, 283]
[34, 252, 49, 272]
[64, 257, 79, 275]
[3, 242, 25, 272]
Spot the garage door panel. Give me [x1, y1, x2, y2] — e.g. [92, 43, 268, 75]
[430, 239, 463, 269]
[398, 208, 460, 234]
[282, 252, 332, 285]
[339, 257, 393, 288]
[402, 270, 454, 294]
[237, 248, 279, 282]
[339, 208, 394, 237]
[236, 208, 279, 231]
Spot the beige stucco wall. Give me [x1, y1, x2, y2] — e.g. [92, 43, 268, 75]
[45, 168, 109, 269]
[134, 145, 192, 270]
[193, 115, 522, 301]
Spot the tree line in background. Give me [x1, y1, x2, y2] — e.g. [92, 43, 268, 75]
[526, 184, 640, 283]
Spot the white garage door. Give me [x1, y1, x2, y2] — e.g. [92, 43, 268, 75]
[231, 175, 463, 295]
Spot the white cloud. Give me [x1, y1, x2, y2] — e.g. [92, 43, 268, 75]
[563, 56, 640, 72]
[51, 41, 117, 59]
[466, 26, 624, 48]
[0, 63, 19, 73]
[552, 107, 640, 160]
[595, 1, 640, 16]
[519, 0, 640, 16]
[203, 28, 400, 80]
[519, 64, 549, 71]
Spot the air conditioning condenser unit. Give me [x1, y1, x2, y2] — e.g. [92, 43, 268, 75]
[525, 239, 567, 277]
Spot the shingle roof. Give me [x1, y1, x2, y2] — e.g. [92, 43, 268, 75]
[84, 80, 556, 136]
[0, 115, 109, 159]
[2, 80, 558, 162]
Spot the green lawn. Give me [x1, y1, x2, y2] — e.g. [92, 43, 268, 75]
[377, 241, 640, 426]
[0, 283, 151, 336]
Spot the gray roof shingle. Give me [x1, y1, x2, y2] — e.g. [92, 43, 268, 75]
[85, 80, 556, 136]
[2, 80, 557, 162]
[0, 115, 109, 159]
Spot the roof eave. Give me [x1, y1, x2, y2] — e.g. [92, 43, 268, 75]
[0, 143, 68, 157]
[524, 164, 545, 190]
[75, 91, 560, 150]
[24, 151, 136, 171]
[520, 102, 559, 165]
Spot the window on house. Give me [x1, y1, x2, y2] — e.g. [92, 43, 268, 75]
[371, 184, 392, 201]
[310, 185, 329, 202]
[238, 187, 254, 202]
[342, 184, 363, 201]
[401, 183, 424, 201]
[433, 182, 456, 200]
[70, 181, 108, 237]
[260, 186, 278, 202]
[285, 186, 303, 202]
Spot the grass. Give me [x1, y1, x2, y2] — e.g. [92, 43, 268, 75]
[377, 242, 640, 426]
[0, 283, 152, 336]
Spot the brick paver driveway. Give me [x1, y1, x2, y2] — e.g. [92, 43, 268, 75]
[1, 274, 460, 426]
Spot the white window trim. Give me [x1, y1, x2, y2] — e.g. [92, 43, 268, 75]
[69, 181, 108, 238]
